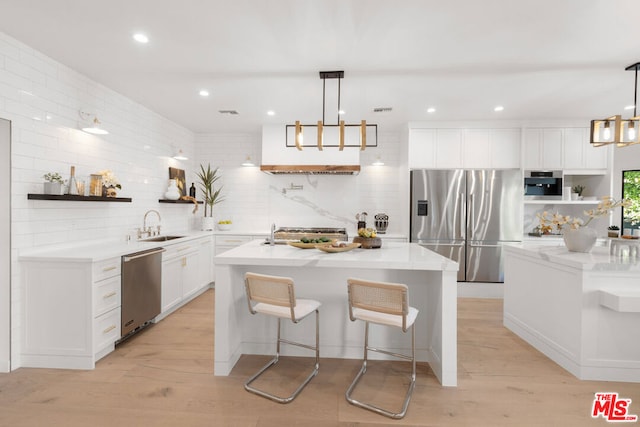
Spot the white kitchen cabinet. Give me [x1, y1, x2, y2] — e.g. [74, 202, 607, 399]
[21, 256, 122, 369]
[490, 129, 521, 168]
[435, 129, 463, 168]
[563, 128, 608, 172]
[213, 234, 267, 283]
[408, 129, 437, 169]
[409, 127, 520, 169]
[161, 239, 200, 314]
[524, 127, 607, 172]
[196, 235, 214, 291]
[462, 129, 491, 168]
[523, 128, 563, 170]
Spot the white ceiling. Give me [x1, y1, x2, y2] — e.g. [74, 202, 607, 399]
[1, 0, 640, 134]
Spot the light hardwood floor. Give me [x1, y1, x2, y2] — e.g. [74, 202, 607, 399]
[0, 289, 637, 426]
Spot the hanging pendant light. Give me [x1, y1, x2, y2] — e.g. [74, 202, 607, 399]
[286, 71, 377, 150]
[590, 62, 640, 147]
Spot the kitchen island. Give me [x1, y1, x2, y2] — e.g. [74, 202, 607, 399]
[214, 240, 459, 386]
[504, 244, 640, 383]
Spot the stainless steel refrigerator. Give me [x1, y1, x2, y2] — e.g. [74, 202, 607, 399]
[410, 169, 522, 282]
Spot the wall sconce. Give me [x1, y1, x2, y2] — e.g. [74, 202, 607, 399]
[242, 155, 255, 167]
[372, 156, 385, 166]
[78, 110, 108, 135]
[173, 149, 188, 160]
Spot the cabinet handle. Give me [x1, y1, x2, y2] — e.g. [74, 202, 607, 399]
[102, 291, 117, 299]
[177, 246, 192, 252]
[225, 240, 244, 243]
[182, 257, 187, 267]
[103, 325, 116, 334]
[102, 265, 117, 272]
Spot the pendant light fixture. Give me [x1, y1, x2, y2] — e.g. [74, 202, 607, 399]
[286, 71, 377, 150]
[590, 62, 640, 147]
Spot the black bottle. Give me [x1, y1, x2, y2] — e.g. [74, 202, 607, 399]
[189, 183, 196, 198]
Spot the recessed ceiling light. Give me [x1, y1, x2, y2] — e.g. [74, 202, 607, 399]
[133, 33, 149, 44]
[267, 110, 275, 116]
[199, 90, 209, 97]
[427, 107, 436, 113]
[625, 105, 635, 110]
[494, 105, 504, 112]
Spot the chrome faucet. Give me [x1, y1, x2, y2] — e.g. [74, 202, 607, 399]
[139, 209, 162, 239]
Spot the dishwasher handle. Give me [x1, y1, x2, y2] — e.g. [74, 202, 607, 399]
[122, 247, 166, 262]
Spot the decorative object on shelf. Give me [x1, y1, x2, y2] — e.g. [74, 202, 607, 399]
[189, 182, 196, 198]
[96, 169, 121, 197]
[217, 220, 232, 231]
[196, 163, 225, 230]
[590, 62, 640, 147]
[42, 172, 64, 195]
[169, 167, 186, 196]
[164, 179, 181, 200]
[286, 71, 377, 150]
[572, 185, 585, 197]
[536, 197, 631, 252]
[374, 213, 389, 234]
[608, 225, 620, 238]
[89, 174, 103, 196]
[66, 166, 78, 195]
[356, 212, 367, 230]
[353, 227, 382, 249]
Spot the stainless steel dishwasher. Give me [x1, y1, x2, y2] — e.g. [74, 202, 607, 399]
[120, 247, 165, 339]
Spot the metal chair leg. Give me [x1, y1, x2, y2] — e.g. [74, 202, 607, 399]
[244, 310, 320, 404]
[345, 321, 416, 419]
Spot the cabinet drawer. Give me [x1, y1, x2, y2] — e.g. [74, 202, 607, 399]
[163, 242, 198, 261]
[93, 275, 121, 317]
[92, 257, 121, 282]
[215, 235, 252, 246]
[93, 307, 121, 353]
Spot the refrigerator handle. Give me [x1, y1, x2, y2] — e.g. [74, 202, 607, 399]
[469, 193, 475, 232]
[459, 192, 465, 239]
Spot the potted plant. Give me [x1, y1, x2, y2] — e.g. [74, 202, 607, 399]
[196, 164, 225, 230]
[608, 225, 620, 238]
[43, 172, 64, 195]
[572, 185, 585, 200]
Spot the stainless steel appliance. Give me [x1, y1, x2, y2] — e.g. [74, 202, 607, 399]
[272, 227, 348, 243]
[410, 169, 522, 282]
[524, 170, 563, 199]
[120, 247, 165, 339]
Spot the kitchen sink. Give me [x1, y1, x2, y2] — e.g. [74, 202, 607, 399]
[142, 235, 185, 242]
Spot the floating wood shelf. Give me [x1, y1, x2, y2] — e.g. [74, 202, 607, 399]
[158, 199, 203, 204]
[28, 194, 132, 202]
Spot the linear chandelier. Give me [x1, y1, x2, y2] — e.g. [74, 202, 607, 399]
[590, 62, 640, 147]
[286, 71, 377, 151]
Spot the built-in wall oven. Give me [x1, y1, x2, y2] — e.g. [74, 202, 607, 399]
[524, 170, 563, 199]
[120, 247, 165, 340]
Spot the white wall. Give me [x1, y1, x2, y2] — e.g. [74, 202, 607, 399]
[195, 132, 406, 238]
[0, 32, 197, 369]
[0, 118, 10, 372]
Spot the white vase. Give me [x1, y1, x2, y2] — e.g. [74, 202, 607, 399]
[562, 227, 597, 253]
[202, 217, 215, 231]
[164, 179, 181, 200]
[43, 182, 62, 195]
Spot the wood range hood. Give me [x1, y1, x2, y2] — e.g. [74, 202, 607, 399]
[259, 164, 361, 175]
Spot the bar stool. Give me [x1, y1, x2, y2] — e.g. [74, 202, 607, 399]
[243, 272, 321, 403]
[346, 277, 419, 419]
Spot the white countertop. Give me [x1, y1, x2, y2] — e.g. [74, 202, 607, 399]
[214, 239, 458, 271]
[19, 231, 214, 262]
[505, 243, 640, 272]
